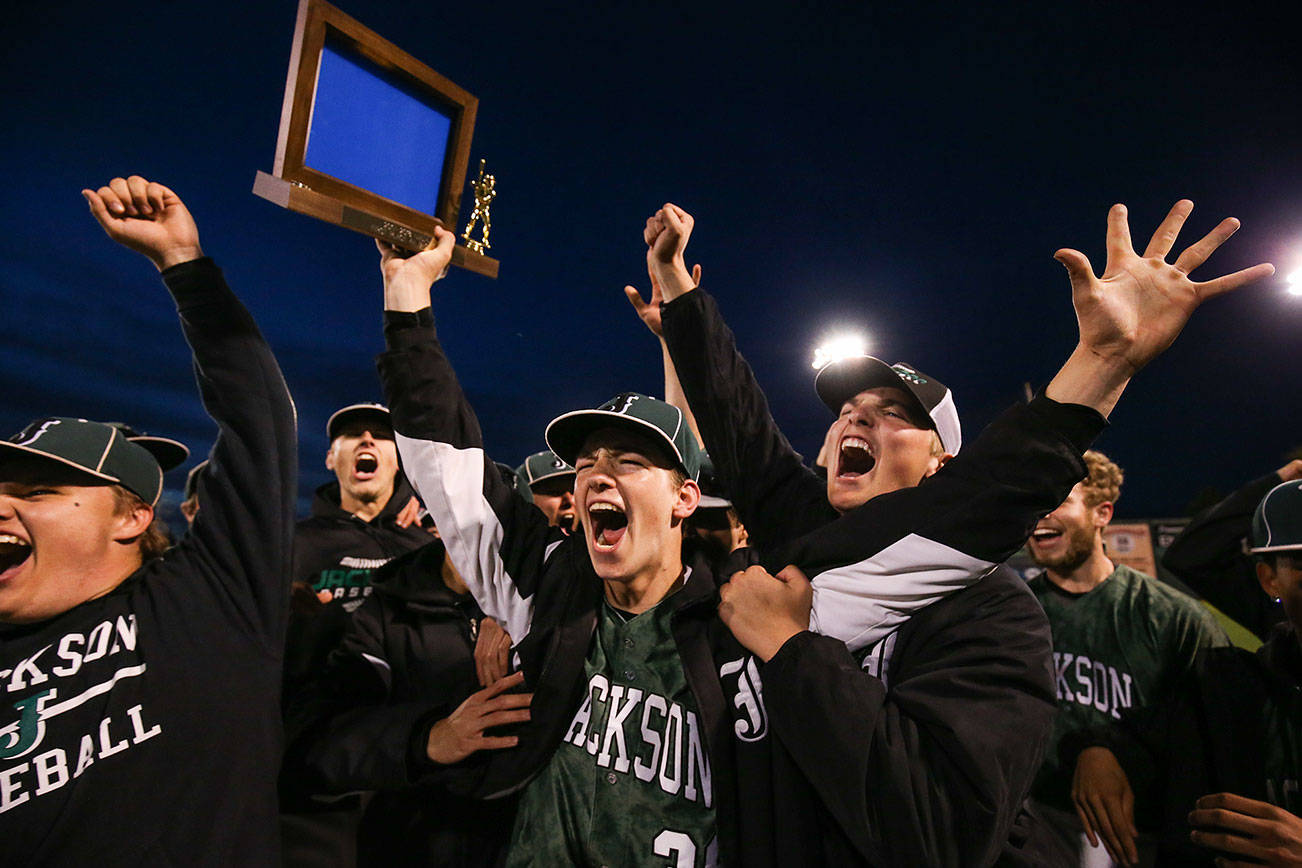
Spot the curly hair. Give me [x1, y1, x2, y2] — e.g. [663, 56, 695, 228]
[1079, 450, 1124, 508]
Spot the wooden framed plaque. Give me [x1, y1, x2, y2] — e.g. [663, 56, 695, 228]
[253, 0, 498, 277]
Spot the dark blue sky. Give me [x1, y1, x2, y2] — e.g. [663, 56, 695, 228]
[2, 1, 1299, 524]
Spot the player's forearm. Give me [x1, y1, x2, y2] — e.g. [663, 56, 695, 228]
[1044, 343, 1134, 419]
[660, 337, 704, 447]
[650, 258, 695, 301]
[383, 274, 433, 313]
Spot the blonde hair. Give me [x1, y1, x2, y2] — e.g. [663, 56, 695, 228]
[1080, 450, 1123, 508]
[111, 485, 171, 561]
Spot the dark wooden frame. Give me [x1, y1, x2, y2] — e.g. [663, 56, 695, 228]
[254, 0, 497, 277]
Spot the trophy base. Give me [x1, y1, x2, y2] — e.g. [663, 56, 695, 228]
[253, 171, 499, 278]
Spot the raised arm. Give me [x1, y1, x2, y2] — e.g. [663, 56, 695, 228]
[648, 205, 833, 551]
[375, 230, 552, 644]
[625, 259, 704, 446]
[1163, 463, 1300, 640]
[84, 176, 297, 641]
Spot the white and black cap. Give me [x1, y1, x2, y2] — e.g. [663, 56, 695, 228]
[815, 355, 961, 454]
[326, 403, 392, 441]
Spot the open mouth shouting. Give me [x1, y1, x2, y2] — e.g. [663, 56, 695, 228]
[837, 436, 876, 479]
[588, 502, 628, 551]
[0, 533, 32, 581]
[353, 451, 380, 481]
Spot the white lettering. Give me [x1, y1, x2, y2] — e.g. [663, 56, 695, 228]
[565, 691, 594, 747]
[0, 763, 29, 813]
[585, 675, 609, 756]
[33, 748, 67, 796]
[97, 717, 128, 758]
[112, 615, 138, 654]
[1074, 655, 1093, 706]
[83, 622, 113, 664]
[684, 710, 712, 807]
[7, 645, 52, 691]
[53, 633, 85, 677]
[127, 705, 161, 744]
[1109, 670, 1133, 719]
[634, 695, 667, 783]
[659, 703, 683, 795]
[74, 734, 95, 777]
[597, 685, 643, 773]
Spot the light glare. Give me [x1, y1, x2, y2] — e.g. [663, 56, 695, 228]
[812, 334, 869, 370]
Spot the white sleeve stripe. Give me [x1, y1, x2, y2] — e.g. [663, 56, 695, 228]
[395, 433, 534, 643]
[808, 532, 996, 652]
[361, 653, 391, 672]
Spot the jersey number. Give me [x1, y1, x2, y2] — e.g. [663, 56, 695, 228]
[653, 830, 695, 867]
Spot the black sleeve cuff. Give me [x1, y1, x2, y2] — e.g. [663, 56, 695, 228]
[407, 707, 445, 777]
[160, 256, 224, 310]
[383, 307, 436, 351]
[1027, 392, 1108, 455]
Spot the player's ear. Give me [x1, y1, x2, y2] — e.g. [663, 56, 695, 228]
[1257, 560, 1280, 600]
[112, 502, 155, 543]
[922, 452, 953, 479]
[325, 444, 337, 473]
[673, 478, 701, 520]
[1093, 500, 1114, 528]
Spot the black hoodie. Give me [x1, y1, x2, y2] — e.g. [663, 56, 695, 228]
[283, 541, 514, 867]
[0, 259, 296, 866]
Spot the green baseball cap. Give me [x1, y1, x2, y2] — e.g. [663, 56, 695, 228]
[1250, 480, 1302, 555]
[545, 393, 702, 480]
[0, 417, 164, 506]
[516, 450, 576, 491]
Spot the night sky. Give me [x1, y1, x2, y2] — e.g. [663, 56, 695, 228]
[2, 1, 1299, 527]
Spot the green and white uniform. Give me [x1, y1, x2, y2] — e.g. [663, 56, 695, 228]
[1029, 564, 1230, 811]
[508, 595, 716, 867]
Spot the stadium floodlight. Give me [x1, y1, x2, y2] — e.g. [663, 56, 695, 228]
[1287, 270, 1302, 297]
[812, 334, 869, 370]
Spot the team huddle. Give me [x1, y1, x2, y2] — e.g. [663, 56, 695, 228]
[2, 175, 1298, 867]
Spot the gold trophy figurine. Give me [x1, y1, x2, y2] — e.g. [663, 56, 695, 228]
[461, 159, 496, 254]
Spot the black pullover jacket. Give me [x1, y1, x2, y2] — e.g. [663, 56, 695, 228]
[0, 259, 296, 866]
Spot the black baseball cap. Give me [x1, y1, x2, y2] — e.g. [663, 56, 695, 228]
[0, 417, 164, 506]
[184, 458, 210, 501]
[108, 423, 190, 473]
[1250, 480, 1302, 555]
[326, 403, 392, 441]
[517, 450, 576, 491]
[546, 393, 703, 480]
[697, 453, 733, 509]
[815, 355, 962, 454]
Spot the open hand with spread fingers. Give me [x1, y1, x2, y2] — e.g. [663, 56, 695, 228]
[425, 670, 531, 765]
[1047, 201, 1274, 417]
[1057, 200, 1274, 377]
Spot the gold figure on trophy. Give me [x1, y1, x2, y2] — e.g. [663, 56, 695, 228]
[461, 159, 496, 254]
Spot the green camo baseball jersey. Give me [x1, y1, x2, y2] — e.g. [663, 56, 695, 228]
[1029, 564, 1230, 810]
[506, 594, 716, 867]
